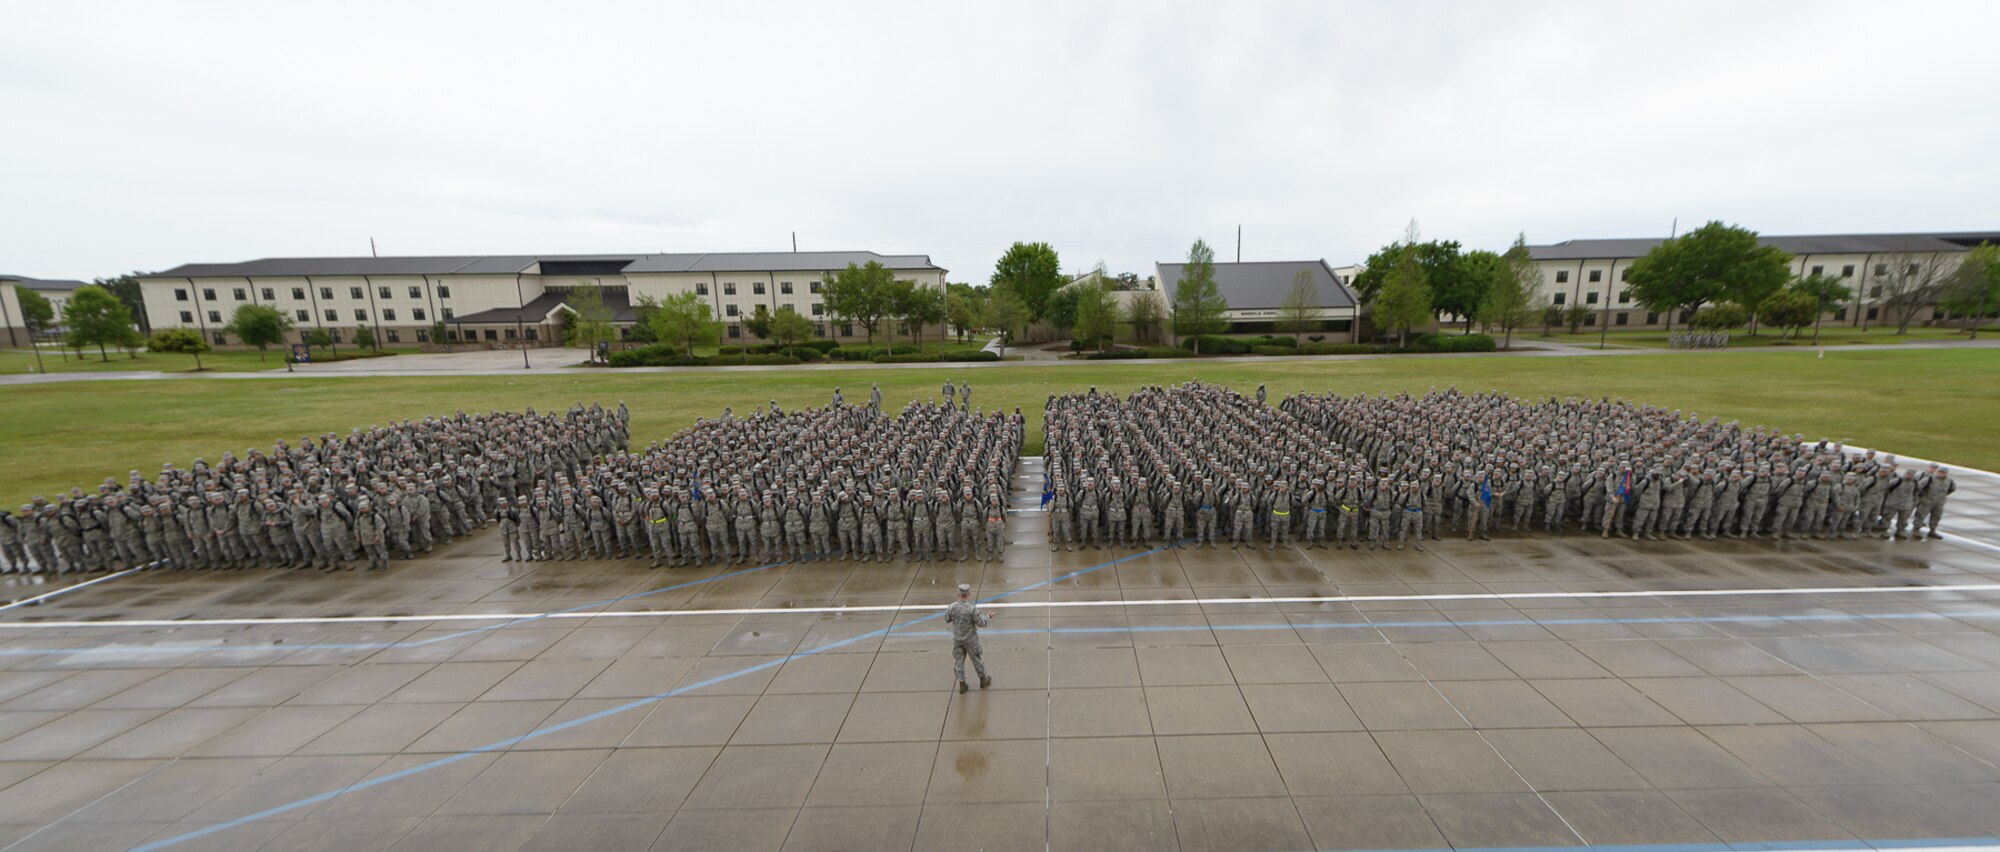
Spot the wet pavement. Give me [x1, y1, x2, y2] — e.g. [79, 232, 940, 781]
[0, 460, 1998, 850]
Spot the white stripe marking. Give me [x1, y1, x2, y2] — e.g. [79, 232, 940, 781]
[0, 568, 145, 613]
[8, 581, 2000, 630]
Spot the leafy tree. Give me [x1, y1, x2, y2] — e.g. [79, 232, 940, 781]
[1625, 221, 1791, 331]
[986, 288, 1028, 355]
[823, 261, 896, 343]
[1172, 238, 1229, 351]
[147, 328, 212, 370]
[565, 283, 615, 360]
[91, 273, 150, 334]
[61, 284, 139, 361]
[1476, 235, 1538, 349]
[1276, 269, 1321, 342]
[429, 319, 449, 346]
[1372, 252, 1432, 346]
[16, 287, 55, 335]
[304, 327, 334, 354]
[1564, 304, 1591, 333]
[767, 306, 815, 356]
[742, 304, 774, 341]
[1126, 290, 1165, 343]
[1045, 285, 1081, 333]
[1941, 243, 2000, 340]
[352, 324, 377, 350]
[897, 284, 945, 344]
[223, 304, 292, 360]
[1789, 273, 1852, 345]
[946, 291, 977, 342]
[1072, 280, 1121, 350]
[1439, 248, 1497, 331]
[989, 241, 1063, 323]
[1756, 290, 1819, 339]
[1540, 303, 1564, 336]
[1871, 253, 1955, 334]
[1688, 302, 1748, 330]
[645, 291, 722, 356]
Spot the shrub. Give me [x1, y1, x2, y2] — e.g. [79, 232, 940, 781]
[940, 350, 1000, 362]
[1298, 343, 1382, 355]
[1413, 333, 1496, 353]
[1307, 334, 1326, 343]
[1249, 335, 1297, 348]
[800, 339, 841, 353]
[1084, 349, 1152, 360]
[608, 344, 711, 367]
[873, 353, 942, 364]
[1179, 335, 1251, 354]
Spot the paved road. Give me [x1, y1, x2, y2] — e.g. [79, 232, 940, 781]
[2, 338, 1996, 385]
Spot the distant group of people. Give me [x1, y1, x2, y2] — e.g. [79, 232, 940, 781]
[1038, 382, 1954, 552]
[1669, 330, 1730, 349]
[0, 405, 627, 575]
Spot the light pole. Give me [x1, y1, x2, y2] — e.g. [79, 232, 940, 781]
[514, 273, 530, 369]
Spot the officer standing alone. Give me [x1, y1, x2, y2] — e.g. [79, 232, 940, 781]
[946, 583, 993, 693]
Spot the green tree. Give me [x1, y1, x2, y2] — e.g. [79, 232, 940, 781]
[1045, 286, 1081, 333]
[1756, 290, 1819, 339]
[1126, 290, 1165, 343]
[304, 327, 334, 354]
[1275, 269, 1321, 342]
[645, 291, 722, 356]
[223, 304, 293, 360]
[16, 287, 55, 336]
[1172, 238, 1229, 351]
[1941, 243, 2000, 340]
[565, 283, 615, 360]
[1688, 302, 1749, 330]
[1789, 272, 1852, 345]
[1372, 252, 1432, 346]
[1540, 303, 1564, 336]
[1872, 253, 1955, 334]
[352, 324, 377, 350]
[989, 241, 1063, 323]
[823, 261, 896, 343]
[1564, 304, 1591, 333]
[1476, 235, 1538, 349]
[1072, 280, 1121, 350]
[767, 306, 815, 356]
[986, 288, 1028, 355]
[897, 283, 945, 344]
[742, 304, 774, 341]
[1626, 221, 1791, 331]
[91, 273, 150, 334]
[147, 328, 212, 370]
[946, 291, 977, 342]
[61, 284, 139, 361]
[429, 319, 449, 347]
[1438, 248, 1495, 331]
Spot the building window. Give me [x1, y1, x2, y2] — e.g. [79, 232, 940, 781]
[348, 287, 362, 300]
[782, 303, 795, 314]
[1583, 314, 1596, 326]
[780, 281, 794, 294]
[1867, 307, 1879, 320]
[1585, 292, 1599, 304]
[438, 285, 452, 298]
[330, 330, 342, 343]
[840, 324, 853, 337]
[1619, 268, 1630, 282]
[1551, 292, 1566, 305]
[696, 282, 709, 295]
[260, 288, 275, 301]
[295, 310, 308, 322]
[175, 289, 188, 301]
[1874, 263, 1888, 276]
[727, 325, 741, 338]
[231, 288, 246, 301]
[1587, 270, 1601, 283]
[354, 309, 367, 321]
[179, 311, 193, 323]
[504, 328, 517, 340]
[320, 287, 334, 300]
[1645, 312, 1659, 324]
[815, 323, 826, 336]
[324, 309, 337, 321]
[1841, 265, 1855, 277]
[1617, 290, 1631, 303]
[1555, 271, 1569, 284]
[811, 304, 824, 316]
[202, 288, 217, 301]
[383, 309, 397, 321]
[725, 305, 739, 317]
[207, 310, 221, 323]
[416, 330, 429, 343]
[413, 308, 426, 321]
[1869, 286, 1882, 299]
[403, 286, 417, 299]
[377, 286, 390, 299]
[753, 281, 766, 295]
[213, 333, 226, 345]
[1907, 264, 1920, 275]
[1834, 308, 1848, 321]
[485, 329, 498, 341]
[525, 328, 537, 341]
[723, 282, 737, 295]
[386, 330, 400, 343]
[1615, 313, 1629, 325]
[810, 281, 822, 293]
[1810, 265, 1824, 276]
[441, 307, 454, 319]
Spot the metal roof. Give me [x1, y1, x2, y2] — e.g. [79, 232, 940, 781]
[0, 275, 87, 292]
[448, 288, 640, 325]
[1528, 232, 1977, 261]
[145, 250, 942, 279]
[1154, 260, 1358, 310]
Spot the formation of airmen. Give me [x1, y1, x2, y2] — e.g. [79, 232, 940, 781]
[0, 404, 629, 575]
[1041, 383, 1955, 551]
[507, 385, 1024, 567]
[1669, 330, 1730, 349]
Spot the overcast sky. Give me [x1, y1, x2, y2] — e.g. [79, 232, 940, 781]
[4, 0, 1996, 283]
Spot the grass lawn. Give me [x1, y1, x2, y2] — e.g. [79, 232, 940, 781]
[1538, 324, 1991, 350]
[0, 346, 423, 375]
[2, 348, 1996, 506]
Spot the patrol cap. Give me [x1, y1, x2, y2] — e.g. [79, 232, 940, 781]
[957, 583, 972, 594]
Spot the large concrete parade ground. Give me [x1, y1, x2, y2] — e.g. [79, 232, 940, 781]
[1, 459, 1999, 851]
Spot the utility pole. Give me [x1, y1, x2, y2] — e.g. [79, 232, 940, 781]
[792, 232, 797, 252]
[1668, 219, 1677, 240]
[1236, 225, 1242, 262]
[370, 237, 378, 258]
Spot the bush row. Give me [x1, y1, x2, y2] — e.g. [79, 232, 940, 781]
[606, 343, 995, 368]
[1082, 334, 1497, 360]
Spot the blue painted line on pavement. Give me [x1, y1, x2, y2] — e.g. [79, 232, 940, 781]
[130, 542, 1179, 851]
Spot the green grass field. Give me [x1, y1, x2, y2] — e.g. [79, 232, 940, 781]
[1537, 325, 1990, 350]
[2, 348, 1995, 507]
[0, 346, 422, 375]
